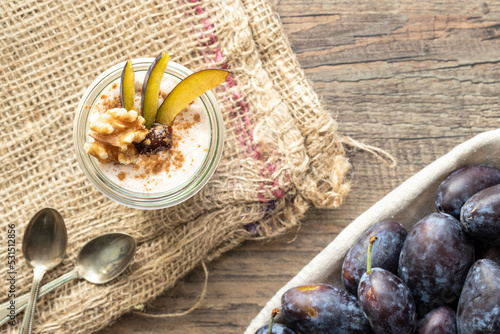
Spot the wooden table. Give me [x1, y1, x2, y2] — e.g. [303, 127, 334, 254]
[101, 1, 500, 332]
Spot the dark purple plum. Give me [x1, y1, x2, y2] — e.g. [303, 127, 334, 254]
[473, 238, 491, 260]
[358, 238, 416, 334]
[281, 284, 372, 334]
[436, 164, 500, 219]
[342, 220, 407, 296]
[398, 213, 474, 316]
[461, 184, 500, 245]
[457, 259, 500, 334]
[416, 306, 457, 334]
[474, 239, 500, 263]
[255, 308, 297, 334]
[484, 244, 500, 264]
[255, 323, 297, 334]
[358, 268, 417, 334]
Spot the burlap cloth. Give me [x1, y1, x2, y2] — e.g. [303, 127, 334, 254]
[245, 129, 500, 333]
[0, 0, 351, 333]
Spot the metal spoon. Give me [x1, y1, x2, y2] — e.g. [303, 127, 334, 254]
[1, 232, 136, 327]
[19, 208, 67, 334]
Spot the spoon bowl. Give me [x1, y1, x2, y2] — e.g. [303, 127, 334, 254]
[22, 208, 67, 269]
[20, 208, 67, 334]
[77, 232, 136, 284]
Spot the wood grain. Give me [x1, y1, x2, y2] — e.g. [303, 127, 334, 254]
[100, 0, 500, 332]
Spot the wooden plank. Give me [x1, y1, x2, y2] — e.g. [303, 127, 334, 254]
[276, 0, 496, 16]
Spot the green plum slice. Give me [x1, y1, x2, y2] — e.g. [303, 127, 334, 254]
[120, 60, 135, 111]
[141, 51, 170, 128]
[156, 69, 229, 126]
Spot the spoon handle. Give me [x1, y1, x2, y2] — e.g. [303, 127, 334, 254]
[19, 268, 46, 334]
[0, 268, 79, 328]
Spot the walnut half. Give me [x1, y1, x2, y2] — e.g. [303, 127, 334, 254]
[85, 108, 148, 164]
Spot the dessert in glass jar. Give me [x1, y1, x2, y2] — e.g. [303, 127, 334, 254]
[74, 52, 227, 209]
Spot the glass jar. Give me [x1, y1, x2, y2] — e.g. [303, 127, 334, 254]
[73, 58, 224, 209]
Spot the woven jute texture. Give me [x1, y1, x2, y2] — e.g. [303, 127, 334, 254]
[0, 0, 350, 333]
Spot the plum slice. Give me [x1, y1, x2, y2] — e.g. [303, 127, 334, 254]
[120, 60, 135, 111]
[156, 69, 229, 126]
[141, 51, 170, 128]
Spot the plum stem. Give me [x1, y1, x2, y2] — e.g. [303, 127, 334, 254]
[366, 236, 378, 274]
[268, 308, 279, 334]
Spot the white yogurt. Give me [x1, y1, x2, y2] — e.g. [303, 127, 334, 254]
[89, 72, 211, 194]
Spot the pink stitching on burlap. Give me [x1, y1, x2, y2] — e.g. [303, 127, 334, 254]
[186, 0, 287, 202]
[186, 0, 257, 157]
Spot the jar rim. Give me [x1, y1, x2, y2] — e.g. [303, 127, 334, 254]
[73, 58, 224, 210]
